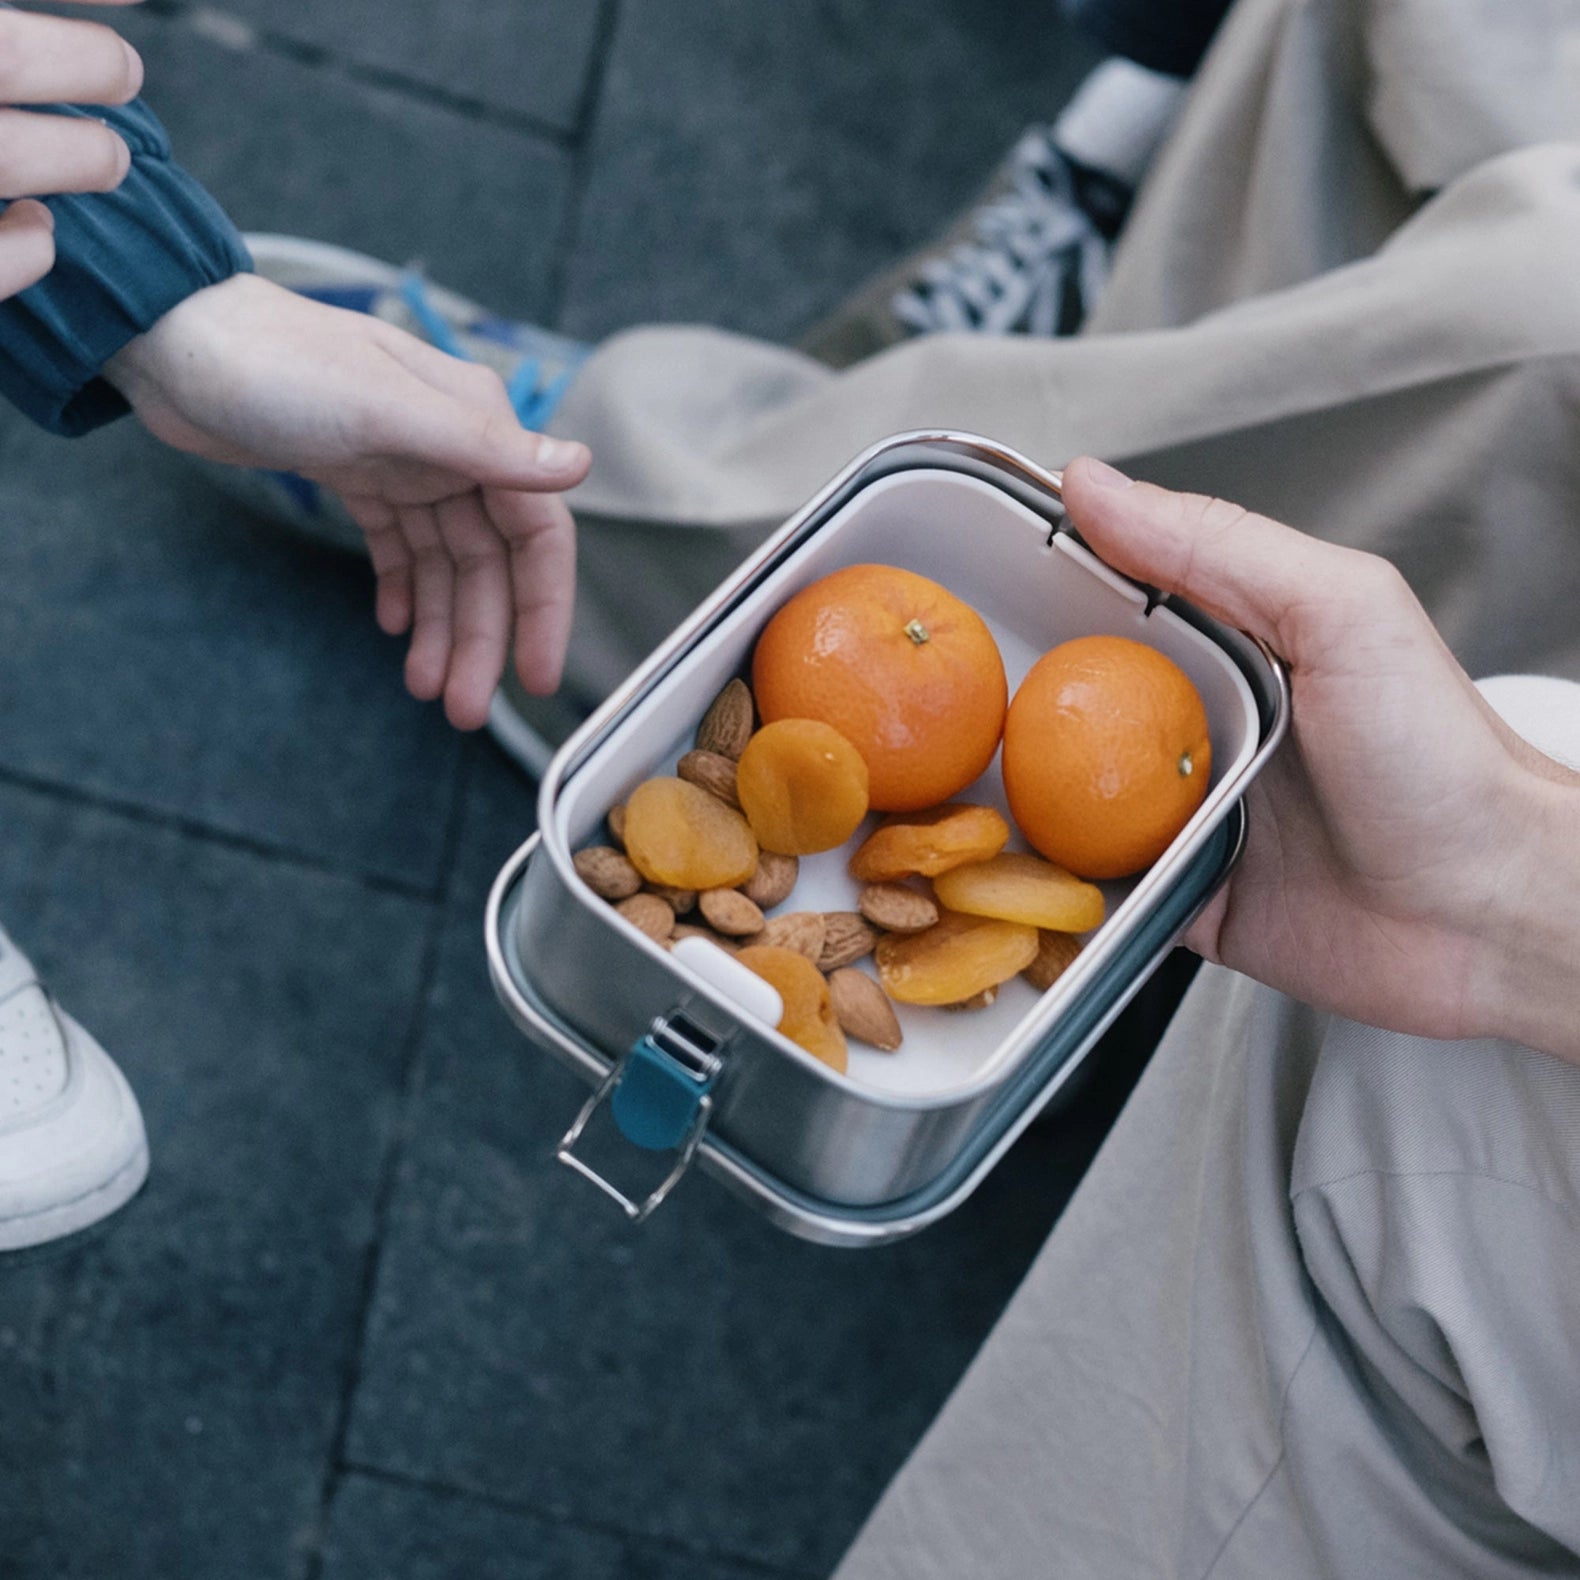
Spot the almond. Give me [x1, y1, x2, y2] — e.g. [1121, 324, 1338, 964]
[696, 677, 755, 760]
[699, 887, 766, 937]
[677, 748, 741, 809]
[858, 883, 939, 934]
[943, 987, 998, 1011]
[758, 910, 826, 962]
[740, 850, 798, 910]
[1023, 930, 1084, 992]
[650, 885, 697, 915]
[827, 968, 903, 1052]
[671, 922, 740, 955]
[615, 892, 675, 943]
[574, 845, 642, 901]
[818, 911, 880, 972]
[607, 802, 628, 849]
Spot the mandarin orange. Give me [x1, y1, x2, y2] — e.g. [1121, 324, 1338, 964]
[751, 564, 1007, 812]
[1002, 635, 1211, 880]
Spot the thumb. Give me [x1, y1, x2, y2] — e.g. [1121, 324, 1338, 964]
[375, 324, 592, 490]
[1060, 456, 1364, 659]
[388, 388, 592, 492]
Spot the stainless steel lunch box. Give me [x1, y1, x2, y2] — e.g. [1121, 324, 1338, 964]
[486, 433, 1289, 1246]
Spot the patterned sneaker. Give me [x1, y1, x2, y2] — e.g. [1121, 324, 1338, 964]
[888, 128, 1128, 339]
[188, 234, 593, 553]
[799, 58, 1184, 367]
[0, 925, 148, 1253]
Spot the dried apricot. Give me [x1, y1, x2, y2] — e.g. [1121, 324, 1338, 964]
[735, 718, 870, 855]
[933, 853, 1105, 933]
[848, 802, 1009, 883]
[622, 776, 759, 890]
[875, 910, 1038, 1006]
[735, 945, 849, 1073]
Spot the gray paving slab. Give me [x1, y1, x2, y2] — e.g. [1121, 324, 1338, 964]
[559, 0, 1103, 342]
[0, 780, 434, 1580]
[341, 746, 1097, 1576]
[189, 0, 607, 137]
[117, 7, 573, 323]
[0, 411, 464, 890]
[319, 1472, 806, 1580]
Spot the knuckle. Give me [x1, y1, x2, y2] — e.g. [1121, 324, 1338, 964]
[464, 360, 507, 399]
[1349, 551, 1413, 608]
[1192, 494, 1253, 539]
[454, 538, 506, 574]
[473, 405, 517, 453]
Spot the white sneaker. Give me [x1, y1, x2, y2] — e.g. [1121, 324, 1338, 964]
[0, 925, 149, 1252]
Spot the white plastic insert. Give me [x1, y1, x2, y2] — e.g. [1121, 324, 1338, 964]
[555, 469, 1258, 1098]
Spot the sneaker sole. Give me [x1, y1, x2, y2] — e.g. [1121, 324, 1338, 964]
[0, 1137, 149, 1254]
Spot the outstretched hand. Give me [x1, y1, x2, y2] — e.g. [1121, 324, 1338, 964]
[106, 274, 590, 730]
[1060, 457, 1580, 1061]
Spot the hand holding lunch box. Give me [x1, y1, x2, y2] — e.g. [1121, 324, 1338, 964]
[490, 434, 1580, 1241]
[1061, 457, 1580, 1060]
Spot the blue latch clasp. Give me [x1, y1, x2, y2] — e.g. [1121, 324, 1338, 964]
[555, 1012, 722, 1221]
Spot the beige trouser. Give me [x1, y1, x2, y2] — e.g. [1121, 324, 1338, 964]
[832, 669, 1580, 1577]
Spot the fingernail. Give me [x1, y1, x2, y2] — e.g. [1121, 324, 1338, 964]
[1082, 458, 1134, 490]
[535, 436, 586, 471]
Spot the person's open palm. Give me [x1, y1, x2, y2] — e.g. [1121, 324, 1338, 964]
[1060, 457, 1580, 1050]
[107, 275, 591, 730]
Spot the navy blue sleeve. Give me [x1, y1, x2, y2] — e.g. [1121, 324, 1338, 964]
[0, 97, 253, 436]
